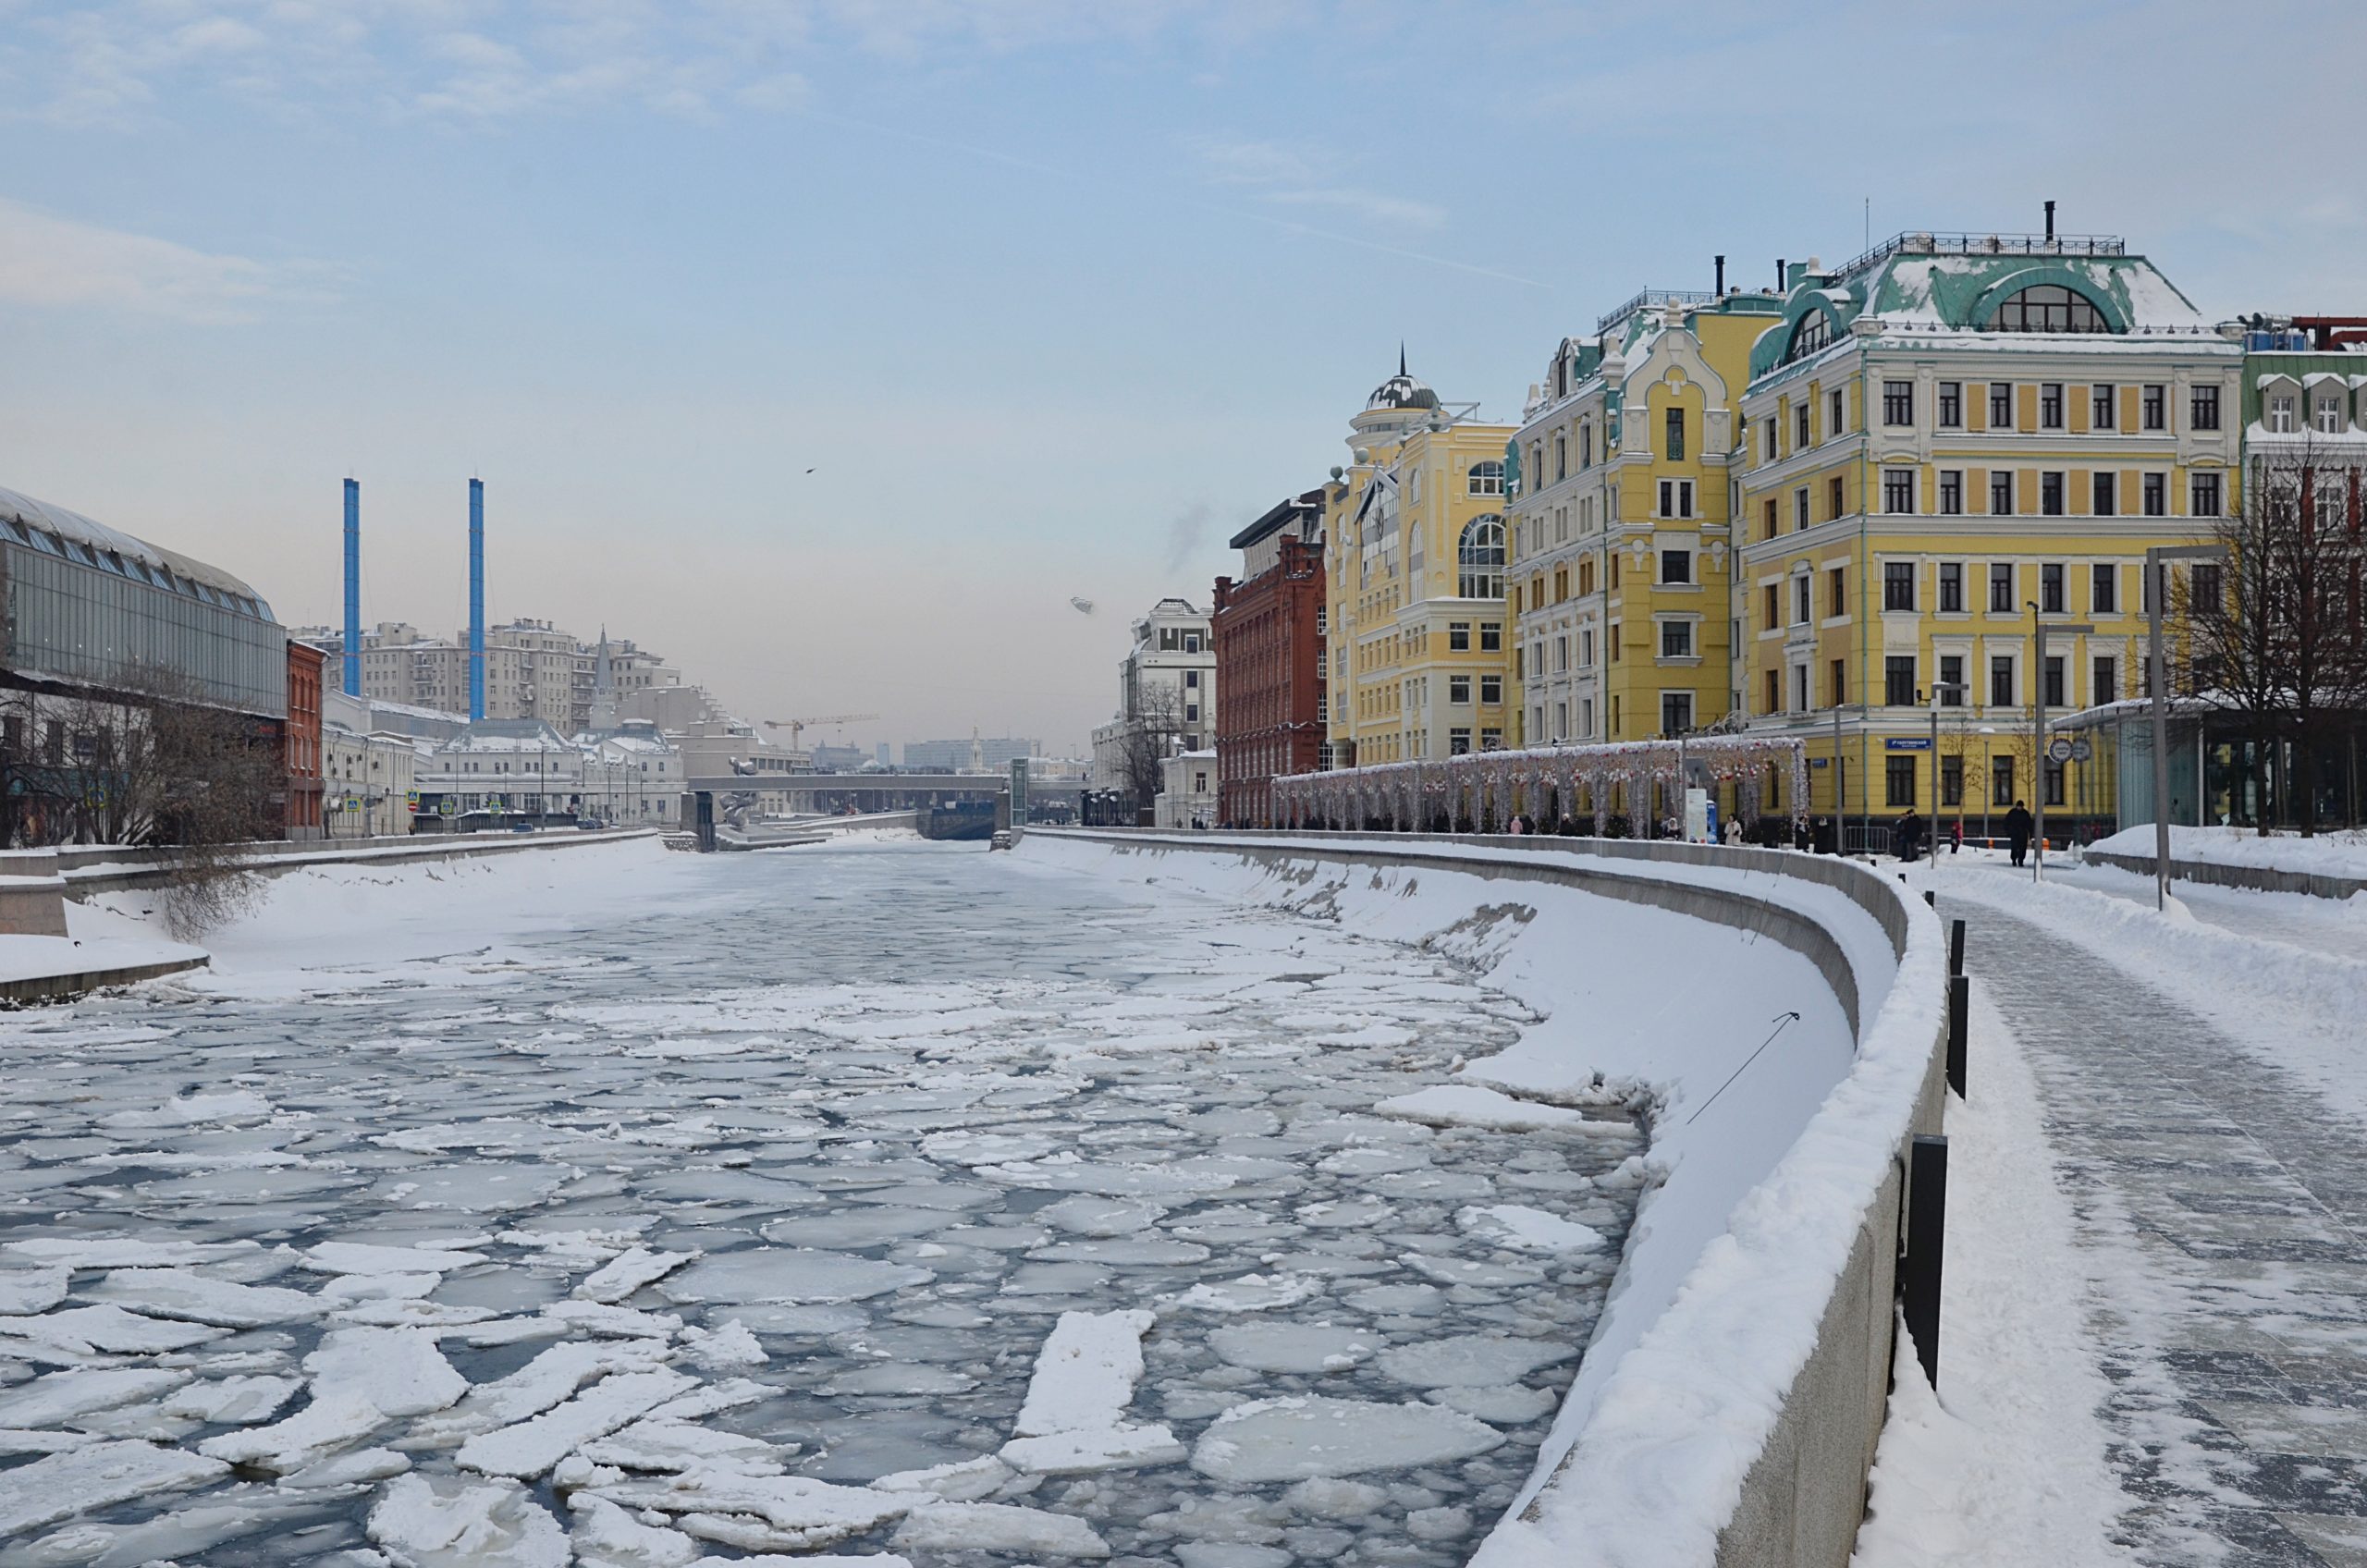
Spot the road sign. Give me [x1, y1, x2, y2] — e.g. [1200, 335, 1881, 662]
[1885, 737, 1932, 751]
[2070, 738, 2093, 764]
[438, 800, 456, 816]
[2047, 737, 2075, 763]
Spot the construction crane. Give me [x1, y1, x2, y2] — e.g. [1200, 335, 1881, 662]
[763, 713, 879, 750]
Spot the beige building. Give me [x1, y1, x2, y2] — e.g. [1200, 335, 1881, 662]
[302, 619, 653, 735]
[321, 724, 419, 838]
[1324, 359, 1516, 765]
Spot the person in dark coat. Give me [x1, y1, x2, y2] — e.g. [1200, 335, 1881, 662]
[2003, 800, 2034, 866]
[1895, 809, 1926, 863]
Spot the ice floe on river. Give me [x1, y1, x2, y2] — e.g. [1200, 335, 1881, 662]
[0, 843, 1643, 1565]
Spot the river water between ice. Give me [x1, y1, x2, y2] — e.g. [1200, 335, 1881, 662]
[0, 839, 1643, 1567]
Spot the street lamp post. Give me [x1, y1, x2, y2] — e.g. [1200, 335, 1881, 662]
[2029, 606, 2096, 880]
[2146, 543, 2229, 911]
[1928, 681, 1967, 824]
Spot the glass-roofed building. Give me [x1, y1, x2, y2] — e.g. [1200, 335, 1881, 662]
[0, 484, 287, 722]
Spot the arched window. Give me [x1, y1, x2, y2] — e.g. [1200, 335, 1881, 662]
[1991, 284, 2111, 333]
[1783, 311, 1834, 363]
[1467, 459, 1504, 496]
[1458, 515, 1506, 599]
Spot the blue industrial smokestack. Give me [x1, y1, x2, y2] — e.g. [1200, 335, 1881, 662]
[341, 478, 361, 696]
[468, 479, 486, 721]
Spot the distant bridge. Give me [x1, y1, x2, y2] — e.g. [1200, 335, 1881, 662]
[684, 772, 1088, 814]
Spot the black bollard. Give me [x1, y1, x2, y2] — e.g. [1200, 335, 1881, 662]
[1946, 974, 1968, 1096]
[1923, 889, 1936, 907]
[1902, 1133, 1947, 1389]
[1948, 917, 1966, 977]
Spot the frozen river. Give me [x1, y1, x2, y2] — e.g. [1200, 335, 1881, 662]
[0, 839, 1643, 1566]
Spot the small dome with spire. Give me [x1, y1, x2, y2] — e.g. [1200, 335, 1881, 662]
[1367, 346, 1439, 411]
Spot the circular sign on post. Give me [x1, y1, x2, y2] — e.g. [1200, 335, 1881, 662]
[2047, 737, 2075, 763]
[2070, 738, 2093, 763]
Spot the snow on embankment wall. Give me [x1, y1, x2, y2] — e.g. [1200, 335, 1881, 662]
[2083, 823, 2367, 900]
[1022, 830, 1948, 1568]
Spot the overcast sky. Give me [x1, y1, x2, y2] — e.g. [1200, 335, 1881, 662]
[5, 1, 2362, 755]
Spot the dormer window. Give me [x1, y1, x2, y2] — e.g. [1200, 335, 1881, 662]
[1783, 311, 1834, 363]
[2316, 398, 2346, 435]
[1991, 284, 2111, 333]
[2270, 395, 2295, 433]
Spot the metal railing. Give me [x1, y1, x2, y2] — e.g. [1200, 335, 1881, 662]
[1595, 288, 1718, 336]
[1829, 230, 2128, 282]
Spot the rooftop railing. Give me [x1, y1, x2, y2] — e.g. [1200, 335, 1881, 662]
[1595, 288, 1718, 336]
[1829, 230, 2128, 282]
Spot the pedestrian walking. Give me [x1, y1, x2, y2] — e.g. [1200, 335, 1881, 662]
[2003, 800, 2033, 867]
[1949, 818, 1963, 855]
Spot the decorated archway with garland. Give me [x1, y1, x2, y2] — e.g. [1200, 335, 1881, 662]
[1271, 735, 1809, 839]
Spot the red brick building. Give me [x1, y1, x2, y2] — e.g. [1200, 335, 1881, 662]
[1212, 490, 1327, 827]
[284, 640, 325, 839]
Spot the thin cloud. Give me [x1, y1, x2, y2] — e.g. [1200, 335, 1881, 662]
[1186, 135, 1446, 229]
[0, 198, 330, 325]
[0, 1, 1296, 128]
[1262, 187, 1447, 230]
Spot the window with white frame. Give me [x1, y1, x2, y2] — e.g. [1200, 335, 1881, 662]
[1883, 469, 1916, 514]
[1457, 517, 1506, 599]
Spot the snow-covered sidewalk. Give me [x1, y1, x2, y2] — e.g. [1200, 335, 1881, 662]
[1849, 978, 2128, 1567]
[1854, 859, 2367, 1567]
[1948, 848, 2367, 964]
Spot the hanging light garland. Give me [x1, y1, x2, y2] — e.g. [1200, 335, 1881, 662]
[1270, 734, 1809, 838]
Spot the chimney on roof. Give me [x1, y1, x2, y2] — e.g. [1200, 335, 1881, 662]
[1775, 257, 1786, 293]
[1714, 255, 1725, 296]
[2044, 200, 2056, 241]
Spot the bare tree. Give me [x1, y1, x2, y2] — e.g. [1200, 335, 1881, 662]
[1114, 682, 1187, 811]
[2178, 440, 2367, 835]
[38, 665, 279, 934]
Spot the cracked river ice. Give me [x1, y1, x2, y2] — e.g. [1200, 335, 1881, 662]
[0, 840, 1644, 1568]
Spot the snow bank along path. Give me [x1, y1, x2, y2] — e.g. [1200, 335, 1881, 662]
[2081, 823, 2367, 900]
[1026, 829, 1949, 1568]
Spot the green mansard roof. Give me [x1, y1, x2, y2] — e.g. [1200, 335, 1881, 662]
[1746, 233, 2218, 385]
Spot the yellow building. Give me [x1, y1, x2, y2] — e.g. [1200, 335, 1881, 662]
[1733, 230, 2242, 839]
[1507, 287, 1785, 751]
[1323, 359, 1517, 766]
